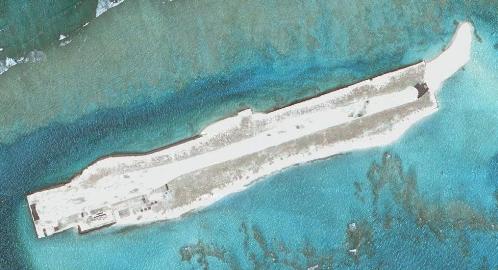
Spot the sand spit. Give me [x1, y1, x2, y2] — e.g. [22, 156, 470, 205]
[26, 22, 473, 238]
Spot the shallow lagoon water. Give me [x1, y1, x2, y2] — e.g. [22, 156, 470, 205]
[0, 0, 497, 269]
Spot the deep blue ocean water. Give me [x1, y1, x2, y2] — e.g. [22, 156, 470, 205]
[0, 1, 497, 269]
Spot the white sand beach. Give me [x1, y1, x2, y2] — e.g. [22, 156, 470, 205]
[26, 22, 473, 238]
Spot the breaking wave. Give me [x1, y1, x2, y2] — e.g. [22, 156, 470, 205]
[0, 50, 46, 76]
[96, 0, 125, 17]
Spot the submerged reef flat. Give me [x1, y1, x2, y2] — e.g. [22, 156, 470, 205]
[176, 149, 498, 269]
[359, 152, 498, 268]
[179, 222, 335, 270]
[367, 153, 498, 240]
[26, 23, 474, 239]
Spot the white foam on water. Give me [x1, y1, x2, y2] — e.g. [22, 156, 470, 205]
[59, 40, 72, 47]
[5, 57, 16, 67]
[96, 0, 125, 17]
[0, 50, 46, 76]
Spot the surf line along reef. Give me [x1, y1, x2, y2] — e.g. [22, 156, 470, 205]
[26, 22, 474, 239]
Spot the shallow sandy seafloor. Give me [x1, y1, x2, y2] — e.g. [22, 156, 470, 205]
[0, 0, 497, 269]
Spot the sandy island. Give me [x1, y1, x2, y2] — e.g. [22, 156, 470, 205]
[26, 22, 474, 238]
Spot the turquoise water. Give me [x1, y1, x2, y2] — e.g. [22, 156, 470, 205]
[0, 0, 497, 269]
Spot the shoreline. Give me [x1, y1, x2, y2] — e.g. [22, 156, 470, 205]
[26, 62, 422, 195]
[116, 88, 437, 227]
[26, 22, 474, 238]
